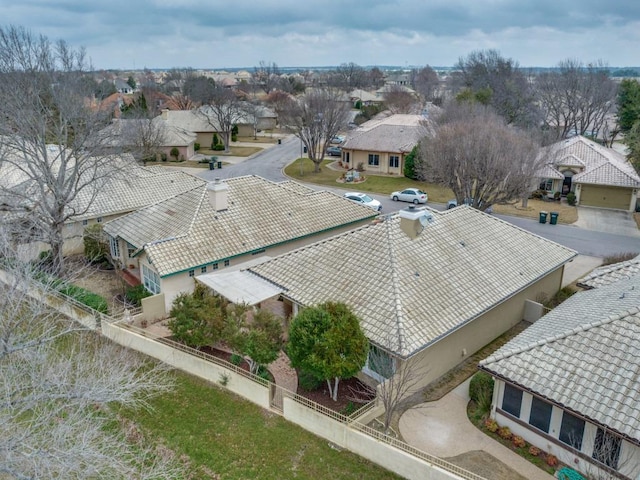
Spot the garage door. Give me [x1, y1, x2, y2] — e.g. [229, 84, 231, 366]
[580, 185, 632, 210]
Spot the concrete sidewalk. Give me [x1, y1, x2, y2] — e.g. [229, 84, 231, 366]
[399, 379, 554, 480]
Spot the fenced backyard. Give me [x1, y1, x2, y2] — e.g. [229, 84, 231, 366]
[15, 272, 490, 480]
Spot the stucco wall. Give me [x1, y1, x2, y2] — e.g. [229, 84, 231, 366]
[345, 149, 404, 176]
[407, 267, 563, 391]
[493, 380, 640, 480]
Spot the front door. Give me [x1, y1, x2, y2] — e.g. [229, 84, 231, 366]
[562, 172, 573, 195]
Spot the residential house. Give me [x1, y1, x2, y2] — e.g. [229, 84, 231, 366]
[479, 256, 640, 480]
[114, 78, 134, 95]
[347, 89, 383, 108]
[202, 205, 576, 390]
[103, 176, 379, 312]
[537, 136, 640, 211]
[340, 114, 429, 175]
[159, 108, 222, 151]
[235, 103, 277, 136]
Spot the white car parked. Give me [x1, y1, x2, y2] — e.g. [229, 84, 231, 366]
[343, 192, 382, 211]
[390, 188, 428, 204]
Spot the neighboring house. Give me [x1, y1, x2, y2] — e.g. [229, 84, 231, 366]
[235, 103, 277, 136]
[97, 117, 197, 161]
[114, 79, 134, 94]
[347, 89, 383, 107]
[375, 84, 416, 98]
[340, 114, 429, 175]
[103, 176, 379, 312]
[479, 256, 640, 480]
[158, 108, 223, 150]
[537, 136, 640, 211]
[201, 205, 576, 390]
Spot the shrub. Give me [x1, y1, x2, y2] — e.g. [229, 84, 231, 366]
[230, 353, 244, 366]
[213, 144, 225, 151]
[83, 224, 109, 265]
[212, 133, 219, 149]
[194, 142, 200, 151]
[512, 435, 526, 448]
[356, 162, 365, 172]
[530, 189, 545, 199]
[298, 370, 323, 391]
[469, 371, 494, 415]
[498, 426, 512, 440]
[342, 401, 358, 416]
[231, 134, 237, 142]
[59, 284, 109, 314]
[160, 152, 167, 161]
[125, 285, 151, 307]
[566, 191, 576, 206]
[529, 445, 541, 456]
[256, 366, 271, 381]
[484, 418, 499, 433]
[170, 147, 179, 160]
[546, 454, 558, 467]
[553, 191, 561, 200]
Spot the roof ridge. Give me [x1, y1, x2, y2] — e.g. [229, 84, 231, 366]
[383, 219, 406, 354]
[481, 306, 640, 366]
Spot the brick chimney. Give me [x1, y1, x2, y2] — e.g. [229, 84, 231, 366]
[206, 178, 229, 212]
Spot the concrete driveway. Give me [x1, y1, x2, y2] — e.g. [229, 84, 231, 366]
[573, 206, 640, 237]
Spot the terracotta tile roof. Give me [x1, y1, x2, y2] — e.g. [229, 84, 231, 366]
[103, 176, 377, 277]
[249, 206, 576, 358]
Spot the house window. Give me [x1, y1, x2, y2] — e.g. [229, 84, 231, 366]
[109, 236, 120, 259]
[529, 397, 553, 433]
[201, 266, 207, 274]
[212, 262, 219, 270]
[142, 264, 161, 295]
[188, 269, 195, 277]
[389, 155, 400, 168]
[539, 179, 553, 191]
[367, 345, 395, 379]
[82, 219, 88, 226]
[501, 384, 523, 418]
[559, 411, 585, 450]
[224, 259, 230, 267]
[368, 154, 379, 166]
[97, 217, 103, 223]
[127, 243, 136, 258]
[344, 152, 350, 163]
[592, 428, 621, 469]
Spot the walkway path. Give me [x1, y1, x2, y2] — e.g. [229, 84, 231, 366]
[268, 350, 298, 393]
[399, 379, 554, 480]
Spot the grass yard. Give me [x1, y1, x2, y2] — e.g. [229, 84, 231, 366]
[235, 135, 279, 144]
[199, 146, 263, 157]
[121, 370, 401, 480]
[284, 158, 454, 203]
[491, 199, 578, 224]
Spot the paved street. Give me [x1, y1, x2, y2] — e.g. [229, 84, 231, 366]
[194, 135, 639, 258]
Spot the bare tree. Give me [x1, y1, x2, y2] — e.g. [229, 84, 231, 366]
[265, 90, 294, 125]
[411, 65, 441, 102]
[416, 103, 542, 210]
[329, 62, 367, 91]
[456, 49, 539, 127]
[0, 232, 182, 479]
[536, 59, 618, 141]
[0, 26, 134, 275]
[280, 88, 350, 173]
[383, 85, 419, 114]
[252, 60, 282, 94]
[368, 347, 426, 435]
[198, 85, 245, 152]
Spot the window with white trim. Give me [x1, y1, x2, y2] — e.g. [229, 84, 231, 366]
[592, 428, 621, 470]
[559, 411, 585, 450]
[224, 259, 230, 267]
[501, 384, 522, 418]
[368, 154, 379, 166]
[109, 236, 120, 259]
[201, 266, 207, 273]
[97, 217, 103, 223]
[389, 155, 400, 168]
[142, 264, 161, 294]
[212, 262, 219, 270]
[529, 396, 552, 433]
[188, 269, 195, 277]
[126, 242, 136, 258]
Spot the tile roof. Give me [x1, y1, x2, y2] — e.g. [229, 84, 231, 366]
[161, 109, 219, 132]
[537, 164, 564, 180]
[480, 275, 640, 442]
[249, 206, 576, 358]
[342, 114, 429, 153]
[103, 175, 377, 277]
[546, 136, 640, 188]
[577, 255, 640, 289]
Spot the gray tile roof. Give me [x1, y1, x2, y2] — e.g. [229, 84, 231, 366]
[480, 275, 640, 442]
[537, 164, 564, 180]
[342, 114, 429, 153]
[577, 255, 640, 289]
[546, 136, 640, 188]
[103, 176, 377, 277]
[72, 167, 205, 220]
[249, 206, 576, 358]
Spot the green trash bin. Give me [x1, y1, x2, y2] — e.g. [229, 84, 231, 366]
[550, 211, 559, 225]
[539, 211, 548, 224]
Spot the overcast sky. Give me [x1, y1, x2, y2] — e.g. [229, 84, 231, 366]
[4, 0, 640, 70]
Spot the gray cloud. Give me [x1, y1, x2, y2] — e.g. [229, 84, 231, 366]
[3, 0, 640, 68]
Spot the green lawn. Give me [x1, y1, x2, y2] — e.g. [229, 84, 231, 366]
[200, 146, 263, 157]
[284, 158, 454, 203]
[121, 370, 401, 480]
